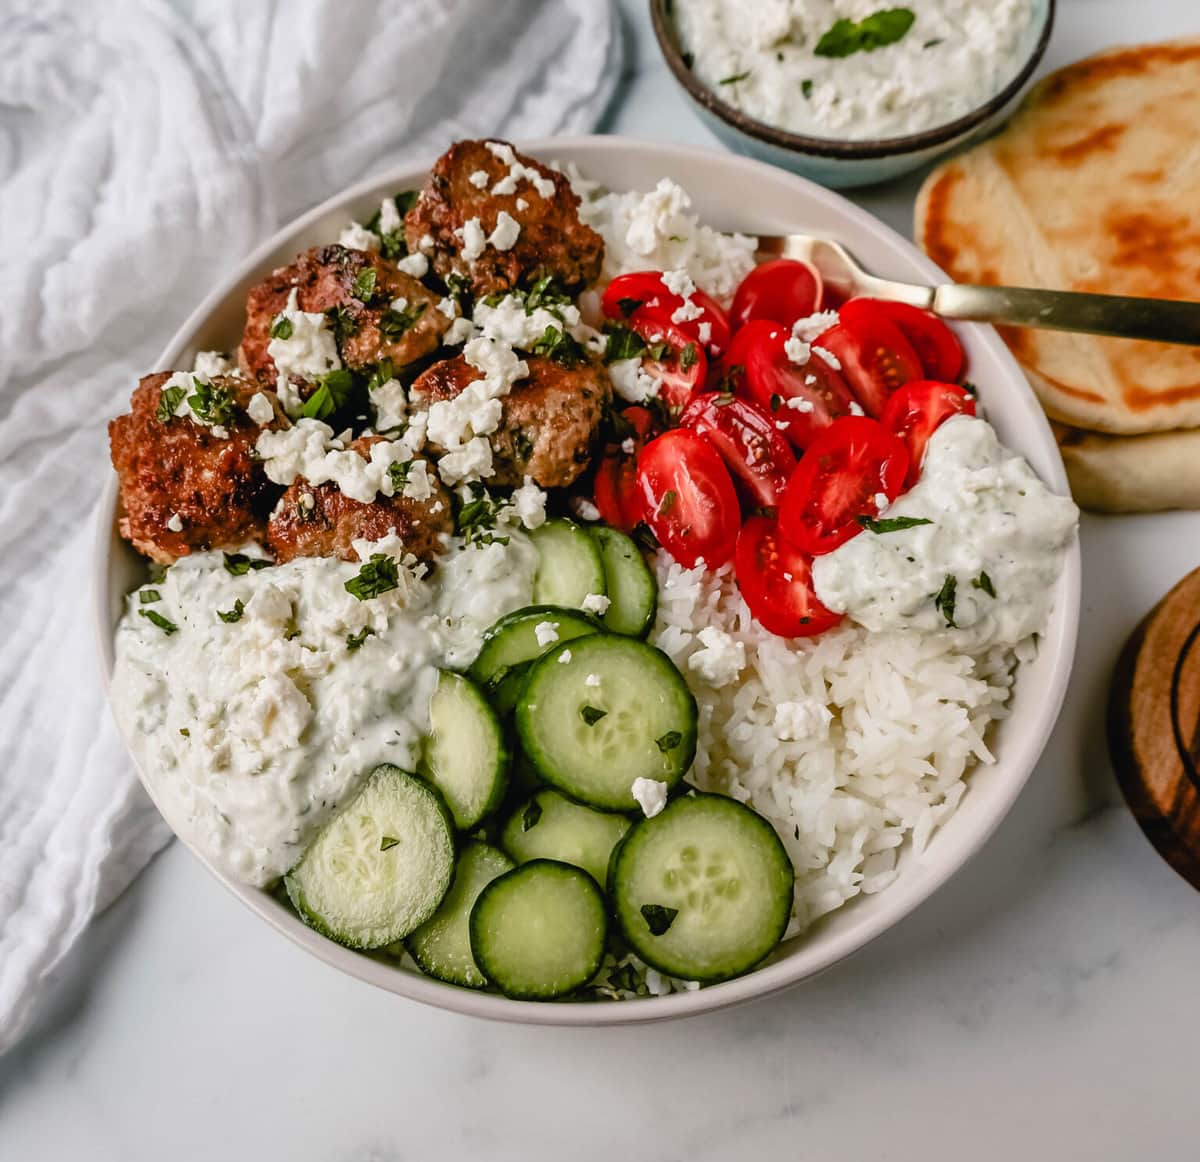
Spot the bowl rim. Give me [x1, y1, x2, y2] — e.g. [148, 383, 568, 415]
[95, 134, 1081, 1026]
[648, 0, 1056, 160]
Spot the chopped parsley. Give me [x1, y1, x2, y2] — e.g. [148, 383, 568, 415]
[139, 608, 178, 635]
[379, 300, 427, 342]
[923, 37, 944, 49]
[522, 799, 544, 832]
[656, 489, 677, 518]
[380, 836, 400, 851]
[387, 460, 414, 492]
[607, 963, 640, 993]
[933, 573, 958, 628]
[366, 194, 415, 260]
[616, 296, 642, 319]
[523, 275, 572, 314]
[179, 728, 190, 738]
[325, 304, 359, 343]
[719, 70, 752, 85]
[269, 315, 293, 341]
[580, 705, 608, 726]
[769, 393, 783, 412]
[602, 322, 646, 364]
[655, 730, 682, 753]
[155, 384, 187, 424]
[815, 8, 915, 58]
[444, 272, 470, 300]
[217, 598, 245, 624]
[346, 626, 376, 651]
[972, 571, 997, 598]
[679, 342, 699, 371]
[222, 552, 271, 576]
[344, 554, 400, 601]
[139, 589, 162, 604]
[855, 515, 934, 534]
[961, 380, 978, 397]
[456, 484, 510, 548]
[186, 378, 237, 428]
[299, 368, 356, 421]
[640, 904, 679, 936]
[531, 325, 587, 368]
[365, 358, 395, 394]
[801, 79, 814, 99]
[352, 267, 378, 302]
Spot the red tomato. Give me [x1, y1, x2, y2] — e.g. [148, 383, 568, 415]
[718, 319, 784, 394]
[593, 406, 656, 533]
[679, 393, 798, 510]
[730, 259, 824, 332]
[778, 416, 909, 556]
[626, 313, 708, 414]
[740, 326, 858, 451]
[602, 271, 731, 358]
[880, 381, 977, 487]
[815, 299, 923, 417]
[869, 300, 965, 383]
[637, 429, 740, 568]
[735, 516, 843, 638]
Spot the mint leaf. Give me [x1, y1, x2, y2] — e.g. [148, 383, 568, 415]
[933, 574, 958, 628]
[855, 515, 933, 534]
[344, 554, 400, 601]
[815, 8, 915, 58]
[640, 904, 679, 936]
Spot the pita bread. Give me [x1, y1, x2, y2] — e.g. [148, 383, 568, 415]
[1055, 423, 1200, 513]
[916, 39, 1200, 436]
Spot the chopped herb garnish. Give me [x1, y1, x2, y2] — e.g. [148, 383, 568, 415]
[801, 79, 814, 99]
[187, 378, 237, 428]
[713, 392, 735, 407]
[855, 515, 934, 534]
[644, 340, 670, 363]
[217, 598, 245, 624]
[603, 322, 646, 364]
[379, 300, 427, 341]
[326, 304, 359, 343]
[933, 573, 958, 627]
[344, 553, 400, 601]
[295, 492, 318, 523]
[512, 429, 534, 462]
[394, 191, 418, 214]
[380, 836, 400, 851]
[346, 627, 375, 651]
[961, 380, 978, 397]
[532, 325, 587, 368]
[719, 70, 752, 85]
[387, 460, 413, 492]
[656, 489, 677, 518]
[364, 200, 412, 261]
[679, 342, 699, 371]
[365, 358, 395, 394]
[524, 276, 572, 313]
[607, 963, 640, 993]
[656, 730, 682, 753]
[139, 589, 162, 604]
[269, 315, 293, 340]
[616, 296, 642, 319]
[815, 8, 915, 58]
[681, 51, 695, 70]
[352, 267, 378, 302]
[580, 705, 608, 726]
[640, 904, 679, 936]
[972, 571, 996, 598]
[155, 384, 187, 424]
[299, 368, 357, 421]
[769, 393, 783, 412]
[456, 484, 510, 548]
[923, 37, 944, 48]
[222, 552, 271, 576]
[179, 727, 190, 738]
[444, 272, 469, 300]
[522, 799, 544, 832]
[139, 608, 178, 635]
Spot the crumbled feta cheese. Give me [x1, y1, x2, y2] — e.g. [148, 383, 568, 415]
[338, 222, 379, 252]
[697, 320, 713, 346]
[166, 513, 184, 533]
[631, 777, 668, 819]
[812, 344, 840, 371]
[436, 296, 459, 320]
[485, 140, 556, 198]
[672, 298, 705, 324]
[516, 197, 529, 211]
[246, 392, 275, 426]
[378, 197, 403, 236]
[471, 293, 581, 350]
[457, 217, 487, 262]
[873, 492, 890, 513]
[390, 296, 408, 315]
[661, 269, 696, 299]
[609, 357, 661, 403]
[444, 317, 475, 346]
[369, 378, 408, 432]
[488, 212, 521, 252]
[581, 593, 611, 616]
[268, 288, 341, 383]
[585, 673, 601, 688]
[792, 311, 839, 343]
[534, 621, 560, 647]
[192, 350, 234, 379]
[569, 496, 602, 523]
[396, 252, 429, 279]
[773, 700, 833, 741]
[418, 233, 435, 253]
[784, 336, 811, 366]
[848, 401, 865, 416]
[509, 477, 547, 530]
[687, 626, 746, 688]
[468, 169, 490, 189]
[621, 437, 636, 454]
[775, 421, 788, 431]
[436, 436, 494, 485]
[158, 371, 230, 436]
[785, 397, 814, 413]
[558, 650, 573, 664]
[400, 458, 435, 502]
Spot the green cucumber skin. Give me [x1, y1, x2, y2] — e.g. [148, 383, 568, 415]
[500, 788, 631, 886]
[590, 526, 657, 638]
[468, 604, 603, 691]
[529, 520, 607, 608]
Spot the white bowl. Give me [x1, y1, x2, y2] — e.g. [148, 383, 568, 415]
[94, 136, 1080, 1026]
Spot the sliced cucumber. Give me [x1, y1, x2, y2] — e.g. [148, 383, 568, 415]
[501, 789, 631, 886]
[489, 663, 531, 717]
[515, 635, 697, 811]
[470, 860, 607, 999]
[422, 671, 508, 830]
[529, 519, 606, 608]
[285, 766, 455, 950]
[609, 793, 794, 982]
[590, 526, 657, 637]
[468, 604, 601, 700]
[408, 842, 514, 988]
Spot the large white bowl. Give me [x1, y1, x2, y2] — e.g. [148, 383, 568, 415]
[95, 136, 1080, 1025]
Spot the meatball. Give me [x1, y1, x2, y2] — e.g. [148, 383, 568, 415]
[109, 373, 285, 564]
[267, 442, 452, 566]
[238, 244, 448, 385]
[411, 355, 610, 489]
[405, 139, 604, 300]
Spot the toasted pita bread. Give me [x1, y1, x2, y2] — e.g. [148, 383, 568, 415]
[916, 39, 1200, 436]
[1055, 423, 1200, 513]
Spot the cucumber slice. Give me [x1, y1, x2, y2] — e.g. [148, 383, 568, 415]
[489, 663, 530, 717]
[501, 789, 631, 886]
[609, 793, 794, 982]
[515, 635, 697, 811]
[408, 841, 514, 988]
[590, 526, 657, 638]
[422, 671, 508, 829]
[468, 604, 601, 697]
[470, 860, 607, 999]
[285, 766, 455, 950]
[529, 519, 606, 608]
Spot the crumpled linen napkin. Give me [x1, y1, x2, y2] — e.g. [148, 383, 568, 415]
[0, 0, 620, 1055]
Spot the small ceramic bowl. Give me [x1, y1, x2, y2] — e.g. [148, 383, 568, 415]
[649, 0, 1055, 189]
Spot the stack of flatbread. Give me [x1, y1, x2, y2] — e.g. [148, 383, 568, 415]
[916, 38, 1200, 512]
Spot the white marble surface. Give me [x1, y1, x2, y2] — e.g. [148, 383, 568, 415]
[5, 1, 1200, 1157]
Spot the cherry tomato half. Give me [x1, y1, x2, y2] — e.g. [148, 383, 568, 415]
[623, 313, 709, 414]
[735, 516, 843, 639]
[869, 301, 965, 383]
[815, 300, 923, 418]
[730, 259, 823, 332]
[717, 319, 784, 394]
[637, 428, 741, 568]
[880, 381, 977, 487]
[602, 271, 731, 358]
[679, 393, 798, 510]
[593, 405, 657, 532]
[778, 416, 909, 556]
[740, 326, 858, 451]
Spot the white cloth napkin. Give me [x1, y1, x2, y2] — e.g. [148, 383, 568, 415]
[0, 0, 620, 1055]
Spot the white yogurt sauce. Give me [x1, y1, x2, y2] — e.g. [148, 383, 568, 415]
[110, 536, 538, 887]
[673, 0, 1037, 141]
[813, 416, 1077, 648]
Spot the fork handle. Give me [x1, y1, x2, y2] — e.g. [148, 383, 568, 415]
[931, 284, 1200, 347]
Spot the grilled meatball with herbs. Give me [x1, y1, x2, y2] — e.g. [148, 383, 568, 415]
[237, 244, 448, 386]
[267, 441, 452, 566]
[404, 139, 604, 300]
[410, 354, 610, 489]
[109, 373, 285, 565]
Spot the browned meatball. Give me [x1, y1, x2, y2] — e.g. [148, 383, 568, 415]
[109, 373, 285, 565]
[267, 441, 452, 566]
[410, 355, 610, 489]
[405, 140, 604, 300]
[237, 244, 448, 385]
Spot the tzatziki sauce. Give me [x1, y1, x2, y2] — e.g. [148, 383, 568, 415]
[673, 0, 1037, 141]
[812, 416, 1077, 648]
[110, 535, 537, 887]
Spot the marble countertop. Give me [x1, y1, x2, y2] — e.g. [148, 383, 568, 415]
[5, 2, 1200, 1157]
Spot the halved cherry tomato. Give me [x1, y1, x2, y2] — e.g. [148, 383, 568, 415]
[735, 516, 843, 638]
[815, 300, 923, 417]
[730, 259, 823, 332]
[602, 271, 731, 358]
[679, 393, 798, 510]
[740, 326, 858, 451]
[778, 416, 909, 556]
[869, 301, 965, 383]
[880, 381, 977, 487]
[637, 428, 740, 568]
[717, 319, 784, 394]
[593, 406, 656, 532]
[625, 313, 708, 414]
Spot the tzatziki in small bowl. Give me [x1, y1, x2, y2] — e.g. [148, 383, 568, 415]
[651, 0, 1055, 188]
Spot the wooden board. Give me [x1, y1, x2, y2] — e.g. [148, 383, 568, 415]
[1109, 566, 1200, 889]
